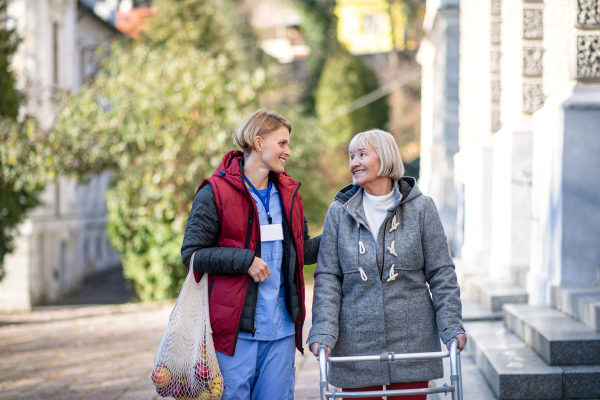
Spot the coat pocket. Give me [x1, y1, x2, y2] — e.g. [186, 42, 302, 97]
[341, 270, 367, 296]
[407, 294, 439, 351]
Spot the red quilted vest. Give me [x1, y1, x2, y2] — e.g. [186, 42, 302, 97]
[196, 150, 306, 356]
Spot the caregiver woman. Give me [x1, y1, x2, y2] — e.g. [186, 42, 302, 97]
[308, 129, 466, 400]
[181, 109, 320, 400]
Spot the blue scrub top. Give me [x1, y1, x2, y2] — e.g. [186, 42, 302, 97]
[238, 184, 295, 341]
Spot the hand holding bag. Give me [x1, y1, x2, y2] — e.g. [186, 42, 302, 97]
[151, 252, 224, 399]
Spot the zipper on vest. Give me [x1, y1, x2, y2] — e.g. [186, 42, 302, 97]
[245, 210, 253, 249]
[288, 182, 301, 239]
[208, 280, 215, 301]
[288, 182, 305, 346]
[232, 276, 253, 357]
[251, 209, 261, 337]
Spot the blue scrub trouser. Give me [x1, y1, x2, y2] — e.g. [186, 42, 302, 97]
[216, 335, 296, 400]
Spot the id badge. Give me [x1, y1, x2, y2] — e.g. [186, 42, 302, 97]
[261, 223, 284, 242]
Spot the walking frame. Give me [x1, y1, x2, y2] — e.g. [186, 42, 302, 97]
[317, 338, 464, 399]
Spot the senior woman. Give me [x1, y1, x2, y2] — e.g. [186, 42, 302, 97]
[308, 129, 466, 400]
[181, 109, 320, 400]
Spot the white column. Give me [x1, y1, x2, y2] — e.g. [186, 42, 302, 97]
[528, 0, 600, 304]
[456, 0, 494, 268]
[488, 0, 543, 286]
[417, 0, 460, 248]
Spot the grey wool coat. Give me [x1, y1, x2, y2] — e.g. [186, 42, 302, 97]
[308, 177, 464, 389]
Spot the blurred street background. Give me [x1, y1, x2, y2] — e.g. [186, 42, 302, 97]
[2, 0, 600, 399]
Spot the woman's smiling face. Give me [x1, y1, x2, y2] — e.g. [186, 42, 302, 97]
[256, 126, 291, 173]
[349, 143, 381, 187]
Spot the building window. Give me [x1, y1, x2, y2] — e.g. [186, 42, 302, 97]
[60, 240, 67, 288]
[96, 234, 102, 261]
[38, 234, 44, 283]
[80, 47, 85, 86]
[363, 14, 384, 34]
[54, 178, 60, 216]
[53, 22, 59, 86]
[83, 235, 89, 266]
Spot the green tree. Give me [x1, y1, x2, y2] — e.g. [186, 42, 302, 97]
[313, 50, 389, 199]
[0, 1, 49, 281]
[0, 2, 20, 119]
[289, 0, 339, 114]
[315, 49, 389, 144]
[53, 0, 327, 300]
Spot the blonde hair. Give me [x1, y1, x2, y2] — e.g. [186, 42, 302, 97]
[232, 109, 292, 154]
[348, 129, 405, 180]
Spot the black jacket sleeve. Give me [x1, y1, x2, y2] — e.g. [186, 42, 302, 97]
[181, 185, 255, 275]
[303, 215, 321, 265]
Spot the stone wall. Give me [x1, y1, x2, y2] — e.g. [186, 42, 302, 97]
[485, 0, 545, 287]
[527, 0, 600, 304]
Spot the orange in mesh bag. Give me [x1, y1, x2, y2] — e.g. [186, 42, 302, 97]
[151, 252, 224, 399]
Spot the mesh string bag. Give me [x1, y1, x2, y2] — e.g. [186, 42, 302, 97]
[151, 252, 224, 399]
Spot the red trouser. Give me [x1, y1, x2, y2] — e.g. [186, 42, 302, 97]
[341, 380, 429, 400]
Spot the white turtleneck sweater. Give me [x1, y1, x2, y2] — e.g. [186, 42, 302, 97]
[362, 183, 400, 242]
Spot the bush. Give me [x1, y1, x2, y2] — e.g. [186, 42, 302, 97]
[0, 119, 53, 281]
[0, 0, 48, 281]
[53, 0, 327, 300]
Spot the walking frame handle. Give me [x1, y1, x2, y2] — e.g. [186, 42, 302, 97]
[317, 339, 463, 400]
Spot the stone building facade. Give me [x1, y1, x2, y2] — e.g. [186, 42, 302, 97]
[0, 0, 121, 312]
[422, 1, 600, 397]
[526, 0, 600, 304]
[424, 0, 600, 294]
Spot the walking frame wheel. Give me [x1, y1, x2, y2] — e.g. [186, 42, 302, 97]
[317, 339, 463, 400]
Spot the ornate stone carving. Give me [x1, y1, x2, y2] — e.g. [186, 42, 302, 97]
[491, 109, 502, 132]
[577, 0, 600, 27]
[523, 9, 543, 40]
[491, 80, 501, 102]
[492, 0, 501, 15]
[523, 83, 544, 113]
[491, 51, 501, 73]
[523, 47, 544, 76]
[491, 21, 501, 44]
[577, 35, 600, 78]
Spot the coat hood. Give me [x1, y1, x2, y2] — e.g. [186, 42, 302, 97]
[333, 176, 422, 206]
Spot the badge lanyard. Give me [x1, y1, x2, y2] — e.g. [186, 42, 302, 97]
[243, 176, 273, 224]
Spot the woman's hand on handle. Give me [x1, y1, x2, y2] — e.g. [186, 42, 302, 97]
[310, 342, 331, 357]
[446, 333, 467, 351]
[248, 257, 271, 282]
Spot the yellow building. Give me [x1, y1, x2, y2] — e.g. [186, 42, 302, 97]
[335, 0, 419, 55]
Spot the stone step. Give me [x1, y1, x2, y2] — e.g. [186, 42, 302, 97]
[503, 304, 600, 366]
[561, 365, 600, 400]
[461, 296, 503, 322]
[550, 286, 600, 332]
[466, 277, 528, 312]
[465, 321, 563, 399]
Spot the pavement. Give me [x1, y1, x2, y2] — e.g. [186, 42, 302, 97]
[0, 270, 483, 400]
[0, 271, 323, 400]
